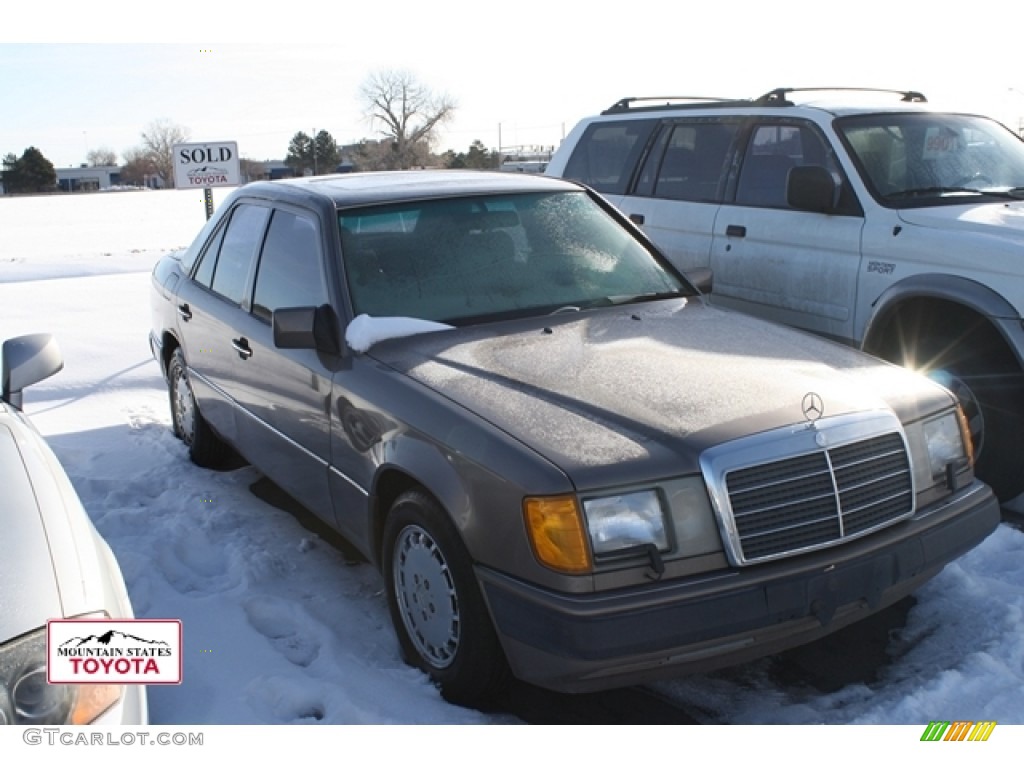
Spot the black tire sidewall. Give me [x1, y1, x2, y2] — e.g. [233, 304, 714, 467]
[168, 347, 226, 468]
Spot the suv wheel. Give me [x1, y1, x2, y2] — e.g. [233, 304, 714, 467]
[383, 489, 509, 707]
[884, 318, 1024, 501]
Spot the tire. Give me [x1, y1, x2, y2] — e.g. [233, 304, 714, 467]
[900, 328, 1024, 502]
[167, 347, 229, 468]
[382, 489, 509, 707]
[931, 351, 1024, 502]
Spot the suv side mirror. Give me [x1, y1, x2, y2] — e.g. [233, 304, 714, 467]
[273, 305, 340, 355]
[1, 333, 63, 410]
[787, 165, 839, 213]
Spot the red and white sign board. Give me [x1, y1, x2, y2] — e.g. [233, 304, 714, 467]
[47, 619, 183, 685]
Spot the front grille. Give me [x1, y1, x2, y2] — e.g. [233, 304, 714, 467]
[723, 432, 913, 563]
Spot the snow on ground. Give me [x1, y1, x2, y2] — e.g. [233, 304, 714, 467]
[1, 188, 1022, 730]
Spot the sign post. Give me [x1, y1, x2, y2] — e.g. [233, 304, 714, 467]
[172, 141, 241, 220]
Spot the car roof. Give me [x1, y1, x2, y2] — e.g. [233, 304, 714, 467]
[241, 170, 581, 208]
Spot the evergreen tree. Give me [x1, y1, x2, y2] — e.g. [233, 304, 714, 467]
[1, 147, 57, 193]
[313, 130, 340, 174]
[285, 132, 314, 175]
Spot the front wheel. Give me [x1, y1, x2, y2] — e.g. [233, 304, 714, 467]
[382, 489, 509, 707]
[908, 334, 1024, 501]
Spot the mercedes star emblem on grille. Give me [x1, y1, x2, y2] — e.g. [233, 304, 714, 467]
[802, 392, 825, 423]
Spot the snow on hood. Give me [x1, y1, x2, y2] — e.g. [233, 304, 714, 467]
[345, 314, 454, 353]
[369, 300, 953, 488]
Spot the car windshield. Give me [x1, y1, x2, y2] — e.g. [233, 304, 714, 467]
[338, 190, 689, 325]
[837, 113, 1024, 206]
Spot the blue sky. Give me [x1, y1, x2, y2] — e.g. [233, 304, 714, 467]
[3, 2, 1024, 168]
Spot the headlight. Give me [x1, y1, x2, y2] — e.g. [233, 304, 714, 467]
[0, 627, 122, 725]
[923, 409, 969, 479]
[583, 490, 668, 557]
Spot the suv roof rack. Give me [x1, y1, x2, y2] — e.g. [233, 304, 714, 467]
[754, 87, 928, 106]
[602, 95, 748, 114]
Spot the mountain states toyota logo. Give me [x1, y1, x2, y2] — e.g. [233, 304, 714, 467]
[47, 619, 182, 685]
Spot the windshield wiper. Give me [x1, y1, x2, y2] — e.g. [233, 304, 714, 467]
[884, 186, 985, 199]
[599, 290, 691, 307]
[885, 186, 1024, 201]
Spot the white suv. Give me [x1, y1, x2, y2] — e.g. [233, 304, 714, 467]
[547, 87, 1024, 501]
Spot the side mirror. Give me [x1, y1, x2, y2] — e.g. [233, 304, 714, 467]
[1, 333, 64, 410]
[787, 165, 839, 213]
[273, 305, 340, 355]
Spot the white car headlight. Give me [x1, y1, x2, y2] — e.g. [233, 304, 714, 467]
[923, 410, 968, 480]
[583, 490, 668, 557]
[0, 627, 122, 725]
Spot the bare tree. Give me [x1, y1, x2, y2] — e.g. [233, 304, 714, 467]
[86, 147, 118, 167]
[140, 118, 191, 184]
[120, 146, 157, 187]
[359, 70, 456, 170]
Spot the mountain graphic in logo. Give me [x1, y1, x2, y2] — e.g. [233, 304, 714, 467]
[60, 629, 171, 650]
[187, 166, 228, 178]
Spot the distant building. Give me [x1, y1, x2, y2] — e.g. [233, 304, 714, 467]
[55, 165, 122, 192]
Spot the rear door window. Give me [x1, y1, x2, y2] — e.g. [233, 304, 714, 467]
[208, 204, 270, 305]
[635, 120, 739, 202]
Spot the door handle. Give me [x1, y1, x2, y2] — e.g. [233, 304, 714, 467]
[725, 224, 747, 238]
[177, 303, 192, 321]
[231, 337, 253, 360]
[629, 213, 646, 226]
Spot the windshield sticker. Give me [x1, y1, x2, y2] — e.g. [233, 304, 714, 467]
[923, 127, 963, 159]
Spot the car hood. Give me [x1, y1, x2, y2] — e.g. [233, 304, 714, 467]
[0, 419, 64, 642]
[897, 199, 1024, 241]
[368, 300, 954, 488]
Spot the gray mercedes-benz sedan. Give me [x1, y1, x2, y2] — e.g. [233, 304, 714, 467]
[149, 170, 999, 705]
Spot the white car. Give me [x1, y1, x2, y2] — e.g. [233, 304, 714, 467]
[0, 334, 147, 725]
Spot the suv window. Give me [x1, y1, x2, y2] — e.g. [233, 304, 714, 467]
[635, 120, 738, 202]
[206, 204, 270, 305]
[252, 211, 327, 321]
[562, 119, 657, 194]
[735, 122, 851, 210]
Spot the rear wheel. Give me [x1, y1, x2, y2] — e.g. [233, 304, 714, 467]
[382, 489, 509, 707]
[168, 347, 229, 468]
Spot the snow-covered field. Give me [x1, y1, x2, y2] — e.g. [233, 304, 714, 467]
[1, 188, 1022, 733]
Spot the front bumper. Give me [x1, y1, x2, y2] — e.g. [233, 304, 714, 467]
[478, 480, 1000, 693]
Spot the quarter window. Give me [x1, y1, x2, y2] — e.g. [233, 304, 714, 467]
[562, 120, 656, 194]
